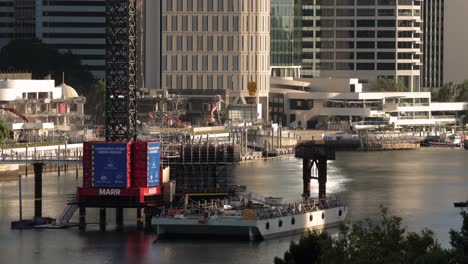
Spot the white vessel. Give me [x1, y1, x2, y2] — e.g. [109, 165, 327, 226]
[152, 196, 347, 240]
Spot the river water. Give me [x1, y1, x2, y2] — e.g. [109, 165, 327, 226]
[0, 148, 467, 264]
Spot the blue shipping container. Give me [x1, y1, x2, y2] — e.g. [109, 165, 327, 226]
[93, 143, 130, 187]
[147, 142, 160, 186]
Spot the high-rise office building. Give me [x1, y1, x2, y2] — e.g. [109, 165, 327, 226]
[270, 0, 302, 78]
[443, 0, 468, 85]
[0, 0, 106, 79]
[302, 0, 423, 92]
[302, 0, 320, 78]
[145, 0, 270, 120]
[421, 0, 444, 89]
[0, 0, 14, 48]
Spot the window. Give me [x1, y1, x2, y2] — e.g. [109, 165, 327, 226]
[228, 0, 234, 12]
[357, 9, 375, 16]
[217, 75, 223, 90]
[192, 16, 198, 31]
[357, 41, 374, 49]
[357, 20, 375, 27]
[182, 16, 188, 31]
[212, 16, 218, 32]
[197, 36, 203, 51]
[166, 0, 172, 11]
[187, 75, 193, 89]
[207, 36, 213, 51]
[233, 16, 239, 32]
[162, 16, 167, 31]
[166, 75, 172, 89]
[222, 56, 228, 71]
[207, 0, 213, 11]
[378, 52, 395, 59]
[357, 31, 375, 38]
[207, 75, 213, 89]
[172, 16, 178, 31]
[177, 36, 183, 51]
[202, 55, 208, 70]
[356, 63, 374, 70]
[172, 55, 178, 70]
[378, 41, 395, 49]
[377, 31, 395, 38]
[182, 56, 188, 70]
[378, 9, 395, 16]
[166, 36, 172, 51]
[377, 63, 395, 70]
[357, 52, 374, 59]
[187, 36, 193, 51]
[212, 55, 218, 71]
[192, 55, 198, 70]
[217, 36, 223, 51]
[222, 16, 229, 31]
[187, 0, 193, 11]
[279, 220, 283, 228]
[202, 16, 208, 31]
[162, 56, 167, 70]
[218, 0, 224, 12]
[176, 75, 182, 88]
[197, 75, 203, 89]
[177, 0, 183, 11]
[233, 55, 239, 70]
[378, 20, 396, 27]
[197, 0, 203, 11]
[227, 36, 233, 51]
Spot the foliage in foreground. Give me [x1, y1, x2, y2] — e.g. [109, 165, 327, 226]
[275, 208, 468, 264]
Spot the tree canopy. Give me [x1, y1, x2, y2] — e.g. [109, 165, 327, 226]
[433, 81, 468, 103]
[274, 208, 468, 264]
[0, 39, 106, 124]
[369, 78, 406, 92]
[0, 120, 9, 142]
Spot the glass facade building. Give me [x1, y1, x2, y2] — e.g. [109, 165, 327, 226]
[270, 0, 302, 77]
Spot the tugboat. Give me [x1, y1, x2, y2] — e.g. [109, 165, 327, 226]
[152, 142, 347, 240]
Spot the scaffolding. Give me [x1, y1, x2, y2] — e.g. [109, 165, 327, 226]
[162, 143, 241, 195]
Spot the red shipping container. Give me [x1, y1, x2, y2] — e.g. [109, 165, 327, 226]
[133, 170, 148, 179]
[132, 178, 149, 188]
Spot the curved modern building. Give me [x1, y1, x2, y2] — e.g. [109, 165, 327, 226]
[302, 0, 423, 92]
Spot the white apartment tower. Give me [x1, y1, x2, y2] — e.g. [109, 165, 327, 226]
[302, 0, 423, 92]
[145, 0, 270, 120]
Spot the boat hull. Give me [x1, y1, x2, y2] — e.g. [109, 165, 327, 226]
[153, 206, 347, 240]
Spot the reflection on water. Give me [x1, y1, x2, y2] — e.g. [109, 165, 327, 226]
[0, 148, 467, 264]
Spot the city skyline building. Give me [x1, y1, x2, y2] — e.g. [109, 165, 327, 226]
[0, 0, 106, 79]
[270, 0, 302, 78]
[145, 0, 271, 121]
[443, 0, 468, 85]
[421, 0, 444, 89]
[301, 0, 424, 92]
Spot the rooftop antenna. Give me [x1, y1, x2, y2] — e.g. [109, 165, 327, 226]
[62, 72, 65, 84]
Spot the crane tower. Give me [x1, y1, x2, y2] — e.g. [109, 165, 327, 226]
[105, 0, 138, 142]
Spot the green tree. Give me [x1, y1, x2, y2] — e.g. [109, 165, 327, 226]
[274, 207, 449, 264]
[0, 39, 104, 123]
[449, 210, 468, 264]
[86, 80, 106, 125]
[0, 120, 9, 142]
[370, 78, 406, 92]
[436, 82, 460, 102]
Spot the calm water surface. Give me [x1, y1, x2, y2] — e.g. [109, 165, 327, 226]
[0, 148, 467, 264]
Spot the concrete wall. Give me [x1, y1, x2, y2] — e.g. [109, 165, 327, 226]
[444, 0, 468, 84]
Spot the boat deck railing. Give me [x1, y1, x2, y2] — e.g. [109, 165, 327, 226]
[159, 196, 344, 220]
